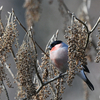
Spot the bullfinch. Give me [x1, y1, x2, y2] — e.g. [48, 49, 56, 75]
[48, 40, 94, 91]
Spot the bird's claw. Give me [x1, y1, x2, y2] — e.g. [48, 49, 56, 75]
[59, 73, 63, 77]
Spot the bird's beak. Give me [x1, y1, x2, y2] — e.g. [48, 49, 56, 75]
[47, 45, 51, 50]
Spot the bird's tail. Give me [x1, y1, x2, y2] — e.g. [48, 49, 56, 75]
[77, 70, 94, 91]
[85, 74, 94, 91]
[82, 65, 90, 73]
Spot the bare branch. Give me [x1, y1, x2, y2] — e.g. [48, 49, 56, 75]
[58, 0, 89, 32]
[0, 6, 3, 19]
[58, 0, 100, 51]
[58, 0, 71, 17]
[10, 48, 16, 58]
[35, 41, 49, 57]
[89, 17, 100, 34]
[84, 17, 100, 50]
[36, 71, 68, 94]
[14, 11, 44, 87]
[30, 30, 43, 84]
[14, 11, 48, 58]
[12, 10, 27, 33]
[4, 62, 20, 85]
[74, 15, 89, 32]
[2, 81, 10, 100]
[49, 83, 56, 98]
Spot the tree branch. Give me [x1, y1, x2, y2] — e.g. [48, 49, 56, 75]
[4, 62, 20, 85]
[35, 41, 49, 57]
[10, 48, 16, 58]
[31, 37, 44, 85]
[14, 11, 49, 58]
[14, 11, 44, 88]
[84, 17, 100, 50]
[89, 17, 100, 34]
[2, 81, 10, 100]
[36, 71, 68, 94]
[58, 0, 100, 51]
[58, 0, 89, 33]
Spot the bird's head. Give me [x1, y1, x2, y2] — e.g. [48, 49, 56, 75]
[48, 40, 62, 51]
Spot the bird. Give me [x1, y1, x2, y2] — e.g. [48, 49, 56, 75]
[48, 40, 94, 91]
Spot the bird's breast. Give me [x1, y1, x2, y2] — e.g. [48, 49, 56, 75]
[50, 47, 68, 72]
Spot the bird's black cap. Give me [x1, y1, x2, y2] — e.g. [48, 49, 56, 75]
[48, 40, 62, 50]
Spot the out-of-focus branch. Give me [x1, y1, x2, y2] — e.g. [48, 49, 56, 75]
[0, 6, 4, 37]
[0, 6, 3, 19]
[83, 81, 89, 100]
[91, 40, 98, 52]
[2, 81, 10, 100]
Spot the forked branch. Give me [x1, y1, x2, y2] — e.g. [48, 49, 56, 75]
[58, 0, 100, 50]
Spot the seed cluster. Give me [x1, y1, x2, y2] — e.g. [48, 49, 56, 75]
[0, 11, 18, 90]
[23, 0, 41, 28]
[95, 27, 100, 63]
[65, 21, 87, 85]
[16, 34, 36, 99]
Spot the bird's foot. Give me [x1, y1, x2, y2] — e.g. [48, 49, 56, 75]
[59, 73, 63, 77]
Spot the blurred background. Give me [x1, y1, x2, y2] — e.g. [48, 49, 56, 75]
[0, 0, 100, 100]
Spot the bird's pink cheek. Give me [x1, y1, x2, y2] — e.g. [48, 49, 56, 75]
[51, 44, 61, 51]
[51, 46, 57, 51]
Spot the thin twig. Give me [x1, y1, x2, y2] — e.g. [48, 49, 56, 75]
[91, 40, 98, 52]
[58, 0, 71, 17]
[35, 41, 49, 57]
[13, 12, 27, 33]
[31, 37, 44, 85]
[74, 15, 89, 32]
[49, 83, 56, 98]
[0, 6, 3, 20]
[84, 17, 100, 50]
[89, 17, 100, 34]
[0, 6, 4, 37]
[14, 11, 44, 86]
[4, 62, 20, 85]
[28, 27, 44, 85]
[14, 10, 49, 86]
[58, 0, 89, 33]
[84, 33, 90, 50]
[36, 71, 68, 94]
[2, 81, 10, 100]
[59, 0, 100, 51]
[10, 48, 16, 58]
[55, 79, 60, 100]
[14, 12, 49, 58]
[83, 81, 89, 100]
